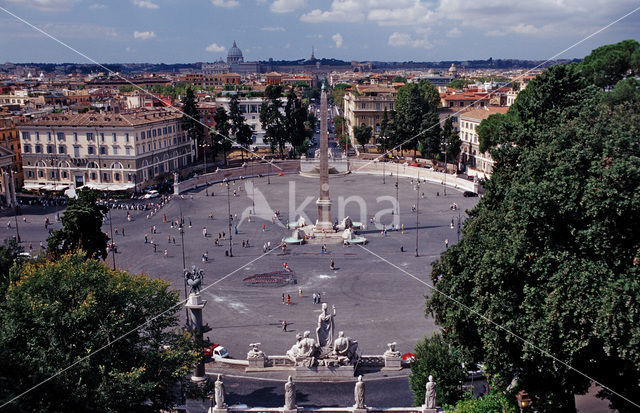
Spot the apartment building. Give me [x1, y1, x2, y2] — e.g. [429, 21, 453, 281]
[458, 106, 508, 177]
[343, 86, 397, 146]
[17, 108, 193, 192]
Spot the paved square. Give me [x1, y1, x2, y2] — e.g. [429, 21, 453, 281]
[1, 173, 478, 359]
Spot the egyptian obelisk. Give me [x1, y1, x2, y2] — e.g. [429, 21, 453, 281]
[315, 83, 333, 231]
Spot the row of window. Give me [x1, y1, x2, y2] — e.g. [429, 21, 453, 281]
[462, 121, 477, 130]
[359, 103, 393, 110]
[21, 124, 181, 144]
[22, 143, 133, 156]
[447, 101, 486, 108]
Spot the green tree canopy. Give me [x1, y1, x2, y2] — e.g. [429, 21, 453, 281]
[0, 239, 23, 299]
[578, 39, 639, 88]
[393, 76, 407, 83]
[47, 188, 109, 260]
[212, 107, 232, 165]
[0, 252, 198, 412]
[427, 41, 640, 412]
[442, 116, 461, 161]
[353, 124, 372, 151]
[181, 87, 202, 159]
[229, 95, 253, 159]
[409, 332, 467, 407]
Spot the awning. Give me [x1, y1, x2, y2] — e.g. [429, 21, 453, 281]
[84, 182, 134, 191]
[22, 183, 45, 191]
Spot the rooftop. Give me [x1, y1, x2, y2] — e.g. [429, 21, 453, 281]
[19, 108, 181, 127]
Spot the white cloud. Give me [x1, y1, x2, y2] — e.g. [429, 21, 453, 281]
[368, 1, 435, 26]
[3, 0, 76, 11]
[332, 33, 343, 48]
[133, 30, 156, 40]
[388, 32, 431, 48]
[301, 0, 365, 23]
[206, 42, 226, 52]
[260, 26, 286, 31]
[270, 0, 306, 13]
[125, 47, 134, 52]
[89, 3, 106, 9]
[446, 27, 462, 38]
[211, 0, 240, 7]
[132, 0, 158, 9]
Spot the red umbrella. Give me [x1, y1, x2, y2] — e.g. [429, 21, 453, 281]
[402, 352, 415, 361]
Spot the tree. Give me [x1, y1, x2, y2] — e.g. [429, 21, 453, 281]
[442, 117, 461, 162]
[283, 90, 311, 158]
[330, 83, 351, 110]
[393, 76, 407, 83]
[419, 111, 442, 159]
[260, 86, 287, 158]
[446, 79, 473, 90]
[394, 82, 441, 158]
[0, 252, 198, 412]
[427, 41, 640, 413]
[579, 39, 639, 88]
[0, 239, 23, 299]
[445, 384, 517, 413]
[181, 87, 202, 160]
[229, 95, 253, 160]
[212, 107, 232, 166]
[47, 188, 109, 260]
[353, 124, 372, 152]
[409, 332, 467, 407]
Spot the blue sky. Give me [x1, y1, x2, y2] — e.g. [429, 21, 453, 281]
[0, 0, 638, 63]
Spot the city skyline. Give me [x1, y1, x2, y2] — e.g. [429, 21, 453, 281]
[0, 0, 638, 64]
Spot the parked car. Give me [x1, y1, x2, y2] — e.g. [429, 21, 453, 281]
[204, 343, 229, 359]
[463, 191, 478, 197]
[143, 190, 159, 199]
[423, 165, 432, 169]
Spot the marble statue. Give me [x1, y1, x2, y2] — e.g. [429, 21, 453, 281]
[215, 374, 225, 408]
[286, 333, 303, 359]
[184, 265, 204, 294]
[354, 375, 365, 409]
[284, 376, 296, 410]
[332, 331, 358, 363]
[247, 342, 265, 359]
[425, 375, 436, 408]
[384, 342, 401, 358]
[316, 303, 336, 348]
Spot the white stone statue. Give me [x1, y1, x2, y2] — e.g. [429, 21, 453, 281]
[384, 342, 401, 358]
[247, 342, 265, 359]
[333, 331, 358, 363]
[286, 333, 303, 360]
[425, 375, 436, 408]
[215, 374, 225, 408]
[316, 303, 336, 348]
[354, 375, 365, 409]
[284, 376, 296, 410]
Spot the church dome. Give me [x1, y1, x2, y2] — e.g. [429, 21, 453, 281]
[227, 41, 244, 64]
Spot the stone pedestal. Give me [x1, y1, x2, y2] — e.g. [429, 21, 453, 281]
[421, 407, 437, 413]
[208, 408, 227, 413]
[186, 293, 207, 381]
[247, 354, 266, 369]
[353, 408, 367, 413]
[383, 355, 402, 370]
[282, 409, 298, 413]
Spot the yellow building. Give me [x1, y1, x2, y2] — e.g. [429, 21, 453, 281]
[343, 86, 397, 147]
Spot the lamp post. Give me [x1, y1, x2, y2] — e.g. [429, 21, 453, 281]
[13, 204, 20, 243]
[395, 148, 400, 216]
[108, 207, 116, 270]
[415, 180, 420, 257]
[443, 137, 448, 197]
[179, 206, 189, 325]
[515, 390, 531, 413]
[226, 182, 233, 257]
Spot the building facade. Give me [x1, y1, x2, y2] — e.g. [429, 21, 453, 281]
[458, 106, 508, 177]
[17, 109, 193, 192]
[214, 96, 285, 147]
[343, 86, 397, 146]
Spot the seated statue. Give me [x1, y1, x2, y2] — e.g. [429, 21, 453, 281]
[286, 333, 303, 360]
[287, 331, 318, 367]
[332, 331, 358, 364]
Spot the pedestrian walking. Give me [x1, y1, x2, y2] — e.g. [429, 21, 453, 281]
[282, 293, 285, 304]
[263, 243, 267, 253]
[6, 221, 10, 229]
[330, 258, 335, 270]
[282, 320, 287, 332]
[267, 241, 271, 250]
[313, 292, 317, 304]
[287, 294, 291, 305]
[144, 234, 148, 243]
[172, 237, 176, 244]
[168, 235, 172, 244]
[153, 243, 157, 253]
[164, 248, 168, 258]
[262, 223, 266, 232]
[202, 227, 207, 237]
[121, 228, 125, 236]
[298, 287, 303, 297]
[445, 238, 449, 249]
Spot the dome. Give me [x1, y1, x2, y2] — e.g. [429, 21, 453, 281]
[448, 63, 457, 73]
[227, 41, 244, 64]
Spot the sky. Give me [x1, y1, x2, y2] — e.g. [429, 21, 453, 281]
[0, 0, 638, 64]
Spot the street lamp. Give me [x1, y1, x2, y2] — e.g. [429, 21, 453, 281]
[226, 182, 233, 257]
[443, 136, 448, 197]
[516, 390, 531, 413]
[414, 180, 420, 257]
[179, 206, 189, 325]
[108, 207, 116, 270]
